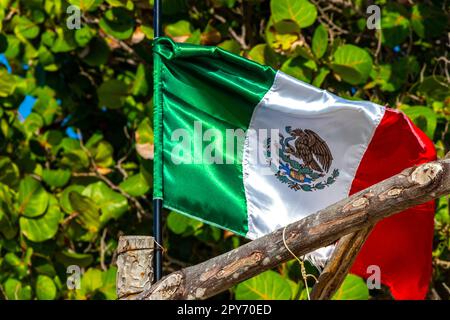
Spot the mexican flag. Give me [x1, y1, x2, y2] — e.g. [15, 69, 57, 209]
[153, 37, 436, 299]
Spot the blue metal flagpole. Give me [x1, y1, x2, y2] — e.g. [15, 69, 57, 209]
[153, 0, 163, 282]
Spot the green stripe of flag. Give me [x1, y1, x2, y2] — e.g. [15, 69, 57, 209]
[153, 38, 276, 235]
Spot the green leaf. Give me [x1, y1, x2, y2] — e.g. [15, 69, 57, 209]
[414, 76, 449, 102]
[4, 35, 21, 59]
[24, 42, 40, 61]
[23, 113, 44, 135]
[0, 184, 17, 240]
[41, 29, 56, 47]
[99, 267, 117, 300]
[18, 176, 49, 218]
[165, 20, 194, 43]
[372, 56, 419, 92]
[167, 211, 203, 236]
[332, 274, 369, 300]
[271, 0, 317, 29]
[75, 26, 96, 46]
[218, 40, 241, 55]
[0, 186, 13, 213]
[77, 268, 103, 299]
[141, 24, 154, 40]
[60, 185, 85, 214]
[92, 141, 114, 168]
[60, 145, 90, 170]
[68, 0, 99, 11]
[402, 106, 437, 140]
[69, 192, 101, 233]
[0, 69, 17, 97]
[105, 1, 134, 10]
[0, 156, 20, 187]
[411, 4, 447, 39]
[266, 27, 301, 55]
[13, 16, 39, 40]
[435, 197, 449, 225]
[20, 195, 62, 242]
[3, 278, 32, 300]
[119, 173, 150, 197]
[285, 278, 301, 299]
[33, 93, 61, 126]
[135, 118, 154, 160]
[298, 287, 312, 300]
[99, 8, 135, 40]
[235, 270, 292, 300]
[82, 37, 110, 67]
[51, 27, 77, 53]
[132, 63, 151, 96]
[273, 20, 299, 34]
[380, 9, 409, 48]
[85, 132, 104, 148]
[248, 44, 265, 62]
[97, 79, 128, 109]
[82, 181, 129, 224]
[55, 250, 94, 268]
[331, 44, 373, 85]
[312, 24, 328, 59]
[33, 260, 57, 277]
[136, 118, 154, 145]
[38, 45, 57, 71]
[4, 252, 28, 278]
[35, 275, 57, 300]
[31, 9, 45, 24]
[312, 67, 330, 88]
[281, 57, 314, 83]
[42, 169, 71, 188]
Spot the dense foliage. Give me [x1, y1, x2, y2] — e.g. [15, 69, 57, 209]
[0, 0, 448, 300]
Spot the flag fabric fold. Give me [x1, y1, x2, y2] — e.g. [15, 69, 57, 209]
[153, 37, 436, 299]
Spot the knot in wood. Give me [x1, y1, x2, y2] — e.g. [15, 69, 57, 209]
[411, 163, 443, 185]
[387, 188, 402, 197]
[379, 188, 403, 201]
[148, 273, 183, 300]
[216, 251, 263, 278]
[343, 197, 369, 212]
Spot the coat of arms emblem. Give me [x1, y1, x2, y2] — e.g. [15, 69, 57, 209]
[265, 126, 339, 192]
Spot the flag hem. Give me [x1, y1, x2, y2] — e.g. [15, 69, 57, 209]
[153, 43, 164, 200]
[162, 202, 248, 238]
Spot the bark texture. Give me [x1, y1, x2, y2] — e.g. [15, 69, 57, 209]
[134, 159, 450, 300]
[116, 236, 154, 299]
[310, 226, 374, 299]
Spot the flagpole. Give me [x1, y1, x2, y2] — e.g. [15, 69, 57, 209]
[153, 0, 163, 282]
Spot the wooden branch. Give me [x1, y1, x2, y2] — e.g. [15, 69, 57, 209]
[135, 159, 450, 300]
[310, 226, 374, 299]
[116, 236, 154, 299]
[311, 155, 450, 300]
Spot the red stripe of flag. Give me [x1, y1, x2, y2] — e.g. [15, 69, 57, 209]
[349, 108, 436, 299]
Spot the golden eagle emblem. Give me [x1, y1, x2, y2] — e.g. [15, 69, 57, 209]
[265, 126, 339, 192]
[287, 128, 333, 173]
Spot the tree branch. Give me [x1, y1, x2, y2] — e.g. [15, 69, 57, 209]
[131, 158, 450, 300]
[310, 226, 374, 299]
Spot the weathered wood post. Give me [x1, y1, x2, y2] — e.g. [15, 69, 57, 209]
[116, 236, 154, 300]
